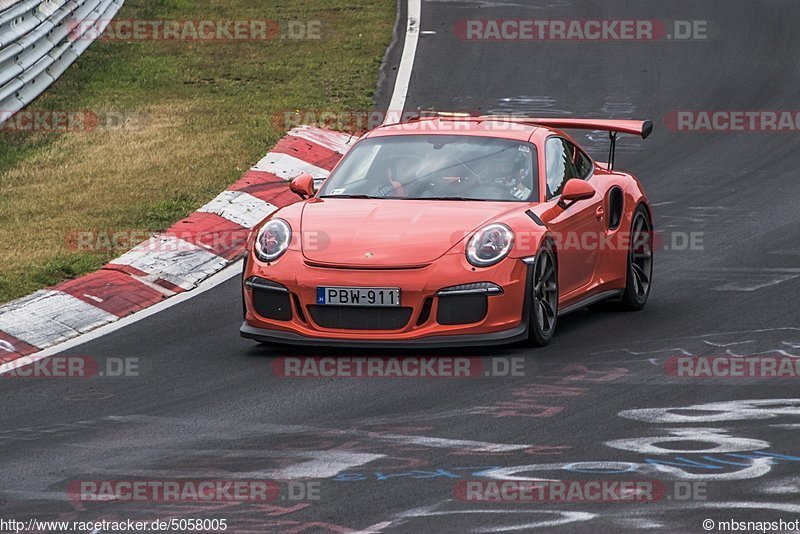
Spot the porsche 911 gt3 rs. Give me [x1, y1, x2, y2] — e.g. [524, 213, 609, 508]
[240, 114, 654, 347]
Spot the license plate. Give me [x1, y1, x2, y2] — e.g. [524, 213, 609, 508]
[317, 286, 401, 307]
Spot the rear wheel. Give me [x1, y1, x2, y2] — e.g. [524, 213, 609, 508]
[620, 206, 653, 310]
[527, 242, 558, 346]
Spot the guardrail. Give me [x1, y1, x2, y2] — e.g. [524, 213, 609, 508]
[0, 0, 123, 125]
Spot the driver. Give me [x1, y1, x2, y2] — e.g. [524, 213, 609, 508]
[374, 156, 410, 198]
[487, 149, 533, 200]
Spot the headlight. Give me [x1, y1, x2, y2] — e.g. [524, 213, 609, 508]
[466, 223, 514, 267]
[255, 218, 291, 262]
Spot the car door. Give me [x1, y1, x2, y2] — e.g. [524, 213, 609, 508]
[541, 137, 605, 298]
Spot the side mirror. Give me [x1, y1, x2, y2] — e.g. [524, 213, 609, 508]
[559, 179, 596, 207]
[289, 173, 315, 199]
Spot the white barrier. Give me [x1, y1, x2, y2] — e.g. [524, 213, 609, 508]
[0, 0, 123, 124]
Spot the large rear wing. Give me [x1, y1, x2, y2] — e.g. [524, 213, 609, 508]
[406, 112, 653, 170]
[478, 116, 653, 170]
[484, 117, 653, 139]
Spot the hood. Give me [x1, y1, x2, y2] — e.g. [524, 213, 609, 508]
[300, 198, 518, 267]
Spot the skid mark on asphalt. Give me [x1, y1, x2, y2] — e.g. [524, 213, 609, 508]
[354, 363, 631, 425]
[99, 415, 535, 454]
[590, 328, 800, 380]
[659, 205, 759, 228]
[486, 95, 573, 116]
[702, 267, 800, 291]
[703, 339, 755, 347]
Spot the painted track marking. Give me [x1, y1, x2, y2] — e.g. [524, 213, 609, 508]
[384, 0, 421, 124]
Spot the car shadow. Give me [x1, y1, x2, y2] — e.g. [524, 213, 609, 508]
[242, 303, 614, 360]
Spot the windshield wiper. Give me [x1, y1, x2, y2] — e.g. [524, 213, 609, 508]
[422, 196, 487, 201]
[321, 194, 488, 201]
[319, 194, 378, 199]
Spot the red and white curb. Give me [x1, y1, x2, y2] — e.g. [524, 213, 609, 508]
[0, 126, 356, 363]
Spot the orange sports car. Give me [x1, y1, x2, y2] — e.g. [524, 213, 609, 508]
[240, 114, 653, 347]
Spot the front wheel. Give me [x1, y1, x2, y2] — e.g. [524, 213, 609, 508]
[527, 241, 558, 346]
[620, 206, 653, 310]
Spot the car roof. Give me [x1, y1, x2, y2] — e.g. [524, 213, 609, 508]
[364, 117, 547, 143]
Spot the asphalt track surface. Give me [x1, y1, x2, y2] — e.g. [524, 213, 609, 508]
[3, 1, 800, 533]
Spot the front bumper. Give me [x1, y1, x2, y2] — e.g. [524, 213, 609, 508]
[241, 251, 532, 347]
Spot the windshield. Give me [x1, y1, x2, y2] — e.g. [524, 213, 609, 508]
[318, 135, 538, 202]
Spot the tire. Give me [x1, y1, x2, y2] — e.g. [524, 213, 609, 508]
[620, 205, 653, 311]
[527, 241, 558, 346]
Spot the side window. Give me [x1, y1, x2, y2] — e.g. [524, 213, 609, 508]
[575, 149, 593, 179]
[545, 138, 579, 199]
